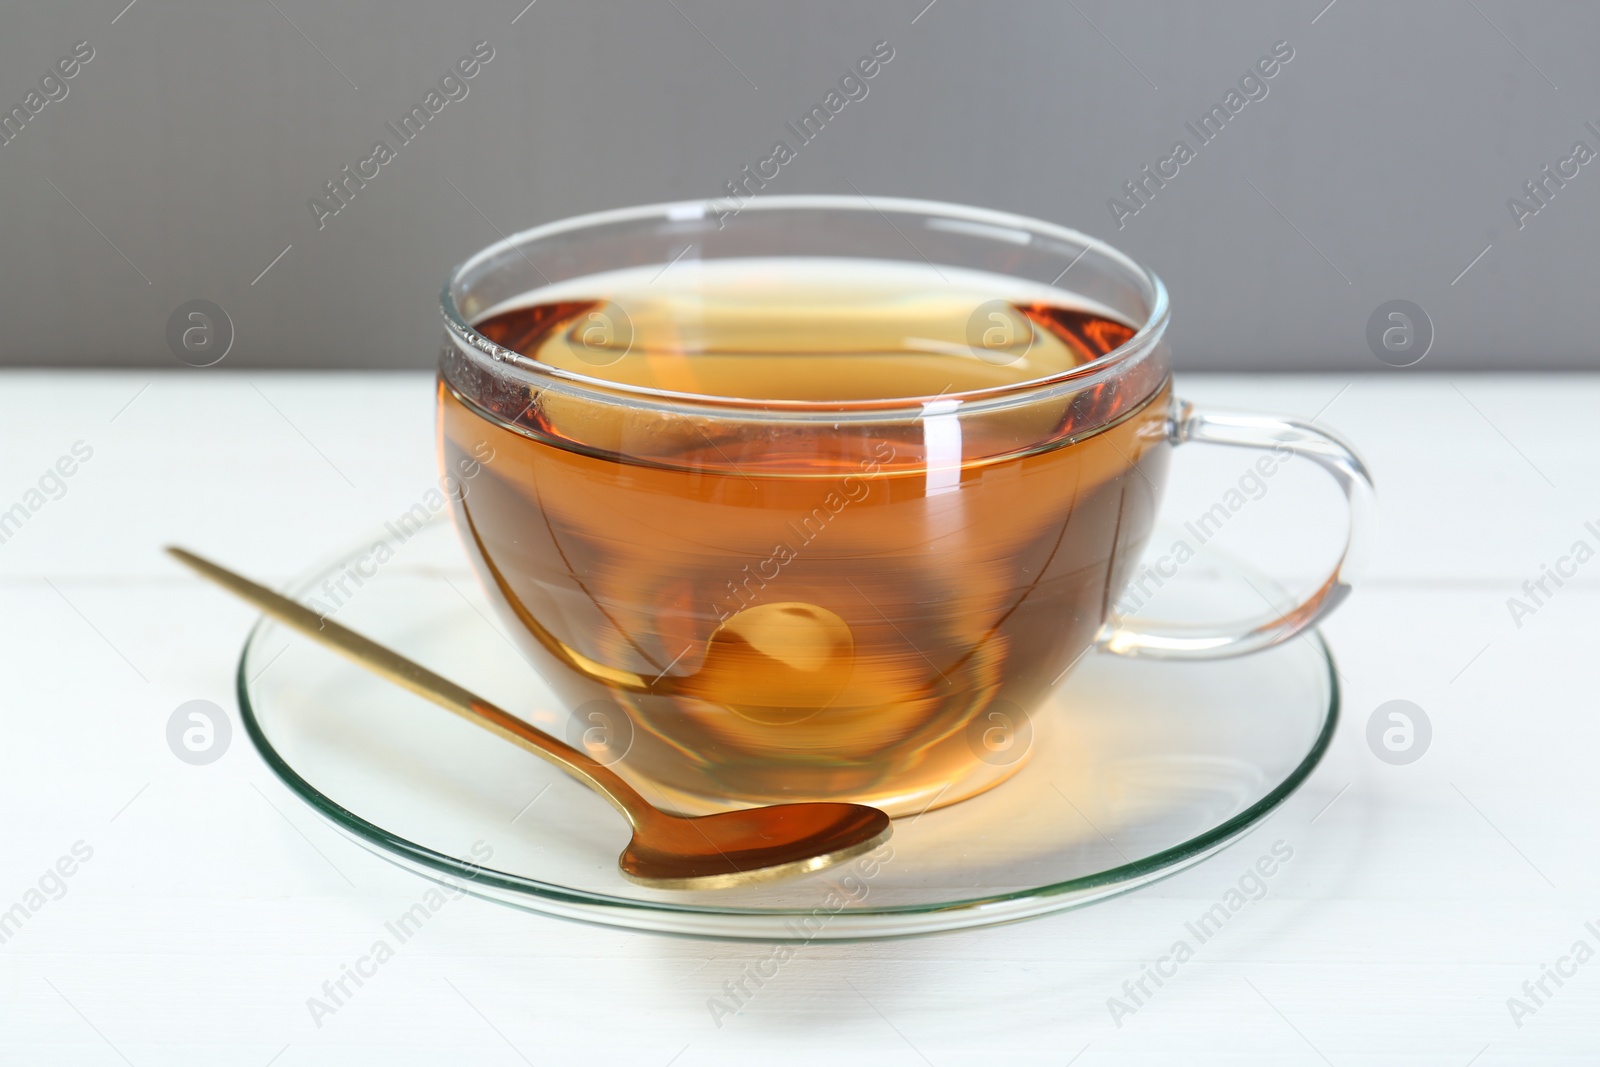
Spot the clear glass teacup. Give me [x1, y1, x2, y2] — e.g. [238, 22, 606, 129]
[437, 196, 1371, 817]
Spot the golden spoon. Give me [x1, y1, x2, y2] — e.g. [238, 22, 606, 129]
[166, 546, 891, 890]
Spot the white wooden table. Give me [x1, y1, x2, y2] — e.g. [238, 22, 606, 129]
[1, 371, 1594, 1065]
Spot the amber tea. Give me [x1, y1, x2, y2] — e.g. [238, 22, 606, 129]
[439, 258, 1171, 815]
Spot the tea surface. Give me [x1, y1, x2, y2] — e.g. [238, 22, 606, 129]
[473, 258, 1136, 403]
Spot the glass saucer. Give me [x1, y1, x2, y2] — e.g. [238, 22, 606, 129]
[237, 518, 1337, 940]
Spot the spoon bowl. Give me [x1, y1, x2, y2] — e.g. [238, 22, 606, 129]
[622, 803, 891, 889]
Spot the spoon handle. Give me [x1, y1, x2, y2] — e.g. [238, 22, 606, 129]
[165, 546, 655, 828]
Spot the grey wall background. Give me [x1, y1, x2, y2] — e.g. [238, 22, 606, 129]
[1, 0, 1596, 372]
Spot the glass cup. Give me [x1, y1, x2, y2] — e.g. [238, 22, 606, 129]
[436, 196, 1372, 817]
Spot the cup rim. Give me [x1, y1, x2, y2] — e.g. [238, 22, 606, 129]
[441, 194, 1170, 416]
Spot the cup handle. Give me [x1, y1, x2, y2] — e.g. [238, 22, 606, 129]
[1095, 398, 1375, 660]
